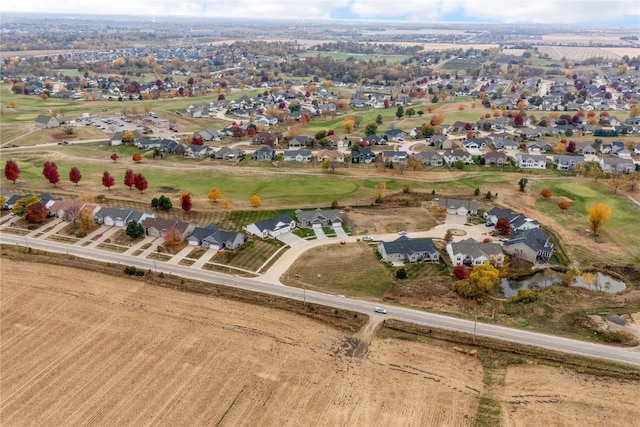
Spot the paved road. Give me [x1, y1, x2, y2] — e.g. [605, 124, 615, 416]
[1, 233, 638, 367]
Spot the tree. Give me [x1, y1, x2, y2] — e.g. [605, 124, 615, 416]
[12, 196, 40, 217]
[179, 191, 192, 213]
[342, 118, 355, 133]
[222, 200, 230, 208]
[375, 114, 383, 125]
[126, 221, 144, 239]
[395, 105, 404, 119]
[42, 161, 60, 186]
[588, 203, 611, 235]
[101, 171, 115, 190]
[453, 263, 501, 299]
[122, 130, 135, 144]
[26, 202, 47, 224]
[124, 169, 135, 189]
[540, 188, 552, 200]
[374, 182, 386, 203]
[250, 194, 261, 207]
[152, 195, 172, 210]
[78, 207, 98, 235]
[364, 122, 378, 136]
[110, 153, 119, 163]
[444, 229, 454, 242]
[69, 167, 82, 186]
[558, 199, 570, 213]
[517, 177, 528, 192]
[132, 152, 142, 163]
[133, 173, 148, 193]
[566, 140, 576, 153]
[496, 217, 511, 235]
[453, 265, 469, 280]
[192, 135, 204, 146]
[4, 160, 20, 183]
[208, 188, 221, 202]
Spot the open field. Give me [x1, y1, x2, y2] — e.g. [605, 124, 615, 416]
[537, 45, 640, 61]
[3, 256, 639, 426]
[1, 260, 484, 426]
[298, 51, 411, 64]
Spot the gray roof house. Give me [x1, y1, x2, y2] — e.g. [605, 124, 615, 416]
[141, 217, 195, 238]
[187, 224, 245, 250]
[381, 150, 408, 164]
[515, 153, 547, 169]
[295, 208, 343, 227]
[435, 198, 478, 216]
[214, 147, 245, 161]
[253, 145, 276, 161]
[378, 236, 440, 264]
[415, 150, 443, 166]
[552, 155, 585, 170]
[283, 149, 312, 162]
[446, 238, 504, 267]
[243, 213, 296, 238]
[185, 144, 215, 158]
[599, 157, 635, 174]
[35, 115, 60, 128]
[481, 150, 509, 167]
[503, 228, 554, 264]
[94, 205, 154, 227]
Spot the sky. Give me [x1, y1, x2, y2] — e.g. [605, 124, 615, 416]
[2, 0, 639, 25]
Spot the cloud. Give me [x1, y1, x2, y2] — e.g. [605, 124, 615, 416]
[3, 0, 639, 23]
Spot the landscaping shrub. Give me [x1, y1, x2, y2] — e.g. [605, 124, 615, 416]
[512, 289, 537, 303]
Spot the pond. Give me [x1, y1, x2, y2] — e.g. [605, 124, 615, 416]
[500, 270, 627, 297]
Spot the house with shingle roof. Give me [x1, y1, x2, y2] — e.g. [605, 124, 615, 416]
[243, 213, 295, 238]
[187, 224, 245, 250]
[378, 236, 440, 264]
[446, 238, 504, 267]
[295, 208, 343, 227]
[515, 153, 547, 169]
[435, 198, 478, 216]
[503, 228, 554, 264]
[94, 205, 153, 228]
[34, 115, 60, 128]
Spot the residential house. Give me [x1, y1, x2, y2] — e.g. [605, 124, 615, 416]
[351, 146, 376, 163]
[295, 208, 343, 227]
[187, 224, 244, 250]
[515, 153, 547, 169]
[599, 157, 635, 174]
[431, 135, 453, 150]
[383, 129, 406, 141]
[185, 144, 215, 158]
[552, 154, 585, 170]
[491, 137, 519, 151]
[316, 149, 344, 163]
[484, 207, 539, 232]
[527, 142, 553, 153]
[193, 128, 220, 141]
[141, 217, 195, 238]
[378, 236, 440, 264]
[574, 143, 597, 155]
[435, 198, 478, 216]
[600, 141, 626, 155]
[283, 149, 312, 162]
[481, 151, 509, 167]
[253, 145, 277, 161]
[49, 200, 89, 222]
[442, 149, 473, 164]
[3, 193, 32, 210]
[136, 138, 183, 154]
[446, 238, 504, 267]
[288, 136, 309, 148]
[110, 130, 141, 146]
[503, 228, 554, 264]
[94, 206, 153, 227]
[414, 150, 443, 166]
[463, 138, 486, 150]
[381, 150, 408, 164]
[243, 213, 296, 238]
[326, 134, 348, 148]
[251, 132, 279, 147]
[34, 114, 60, 128]
[214, 147, 245, 161]
[360, 135, 386, 146]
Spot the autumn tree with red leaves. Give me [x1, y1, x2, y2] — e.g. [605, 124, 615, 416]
[133, 173, 148, 193]
[110, 153, 119, 162]
[42, 161, 60, 186]
[495, 217, 511, 235]
[558, 199, 570, 213]
[124, 169, 135, 189]
[4, 160, 20, 183]
[540, 188, 553, 200]
[179, 191, 192, 214]
[26, 202, 47, 223]
[192, 135, 204, 146]
[102, 171, 115, 190]
[453, 265, 469, 280]
[132, 152, 142, 163]
[69, 167, 82, 186]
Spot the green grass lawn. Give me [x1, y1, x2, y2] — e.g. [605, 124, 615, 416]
[298, 51, 411, 64]
[531, 179, 640, 264]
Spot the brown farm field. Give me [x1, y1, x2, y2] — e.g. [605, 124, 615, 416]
[3, 260, 640, 426]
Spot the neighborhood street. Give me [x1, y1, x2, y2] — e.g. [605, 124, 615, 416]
[1, 229, 638, 367]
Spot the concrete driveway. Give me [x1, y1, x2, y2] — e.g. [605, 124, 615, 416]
[312, 224, 327, 239]
[276, 232, 306, 247]
[333, 224, 347, 238]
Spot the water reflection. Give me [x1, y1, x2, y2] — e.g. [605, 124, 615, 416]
[500, 270, 626, 297]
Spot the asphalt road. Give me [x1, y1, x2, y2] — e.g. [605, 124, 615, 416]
[1, 233, 639, 367]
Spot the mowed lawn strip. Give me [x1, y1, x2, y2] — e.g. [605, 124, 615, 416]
[532, 179, 640, 263]
[285, 243, 395, 298]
